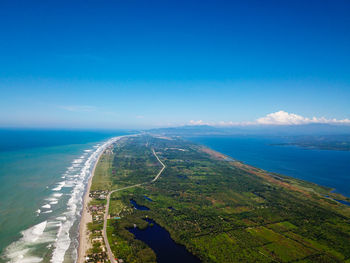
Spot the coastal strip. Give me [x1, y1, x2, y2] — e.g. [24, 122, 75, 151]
[77, 135, 128, 263]
[76, 152, 97, 263]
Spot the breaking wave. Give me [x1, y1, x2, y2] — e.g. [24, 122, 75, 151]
[4, 221, 53, 263]
[2, 136, 123, 263]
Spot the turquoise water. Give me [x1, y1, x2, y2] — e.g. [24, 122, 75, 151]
[188, 136, 350, 197]
[0, 130, 127, 262]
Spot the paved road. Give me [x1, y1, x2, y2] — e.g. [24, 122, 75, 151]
[102, 148, 166, 263]
[151, 149, 166, 182]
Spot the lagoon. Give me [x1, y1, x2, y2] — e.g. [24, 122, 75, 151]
[130, 199, 150, 210]
[128, 199, 201, 262]
[128, 218, 201, 263]
[188, 136, 350, 197]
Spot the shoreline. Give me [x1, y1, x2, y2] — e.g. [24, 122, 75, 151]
[76, 135, 127, 263]
[76, 153, 98, 263]
[76, 134, 160, 263]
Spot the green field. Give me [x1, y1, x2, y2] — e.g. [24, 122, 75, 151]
[90, 135, 350, 263]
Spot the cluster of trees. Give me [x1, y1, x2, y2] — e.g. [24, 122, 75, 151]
[111, 136, 161, 186]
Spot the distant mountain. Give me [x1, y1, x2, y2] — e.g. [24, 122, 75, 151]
[148, 123, 350, 136]
[147, 125, 231, 136]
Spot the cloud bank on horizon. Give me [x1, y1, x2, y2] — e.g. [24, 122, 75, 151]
[190, 111, 350, 126]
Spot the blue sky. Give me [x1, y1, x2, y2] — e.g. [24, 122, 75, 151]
[0, 0, 349, 128]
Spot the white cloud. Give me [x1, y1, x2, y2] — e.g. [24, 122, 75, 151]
[188, 111, 350, 126]
[257, 111, 350, 125]
[189, 120, 210, 126]
[256, 111, 309, 125]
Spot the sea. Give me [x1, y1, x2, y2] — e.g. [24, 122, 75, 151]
[0, 129, 128, 263]
[188, 136, 350, 197]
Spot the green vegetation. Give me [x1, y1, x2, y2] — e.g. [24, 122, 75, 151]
[91, 148, 115, 191]
[111, 137, 161, 187]
[91, 135, 350, 263]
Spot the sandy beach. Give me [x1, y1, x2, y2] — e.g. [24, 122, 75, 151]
[77, 135, 127, 263]
[77, 154, 98, 263]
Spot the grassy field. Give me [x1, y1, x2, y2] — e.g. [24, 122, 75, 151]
[90, 135, 350, 263]
[90, 149, 114, 191]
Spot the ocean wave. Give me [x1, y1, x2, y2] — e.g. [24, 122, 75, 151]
[72, 158, 84, 164]
[50, 136, 121, 263]
[52, 181, 65, 191]
[3, 136, 122, 263]
[56, 216, 67, 221]
[3, 221, 49, 262]
[24, 221, 47, 242]
[45, 197, 58, 202]
[63, 180, 76, 188]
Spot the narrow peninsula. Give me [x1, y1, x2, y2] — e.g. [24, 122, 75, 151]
[79, 135, 350, 263]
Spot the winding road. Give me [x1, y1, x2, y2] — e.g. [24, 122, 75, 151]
[102, 148, 166, 263]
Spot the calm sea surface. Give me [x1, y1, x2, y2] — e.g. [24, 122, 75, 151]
[0, 129, 127, 263]
[188, 136, 350, 197]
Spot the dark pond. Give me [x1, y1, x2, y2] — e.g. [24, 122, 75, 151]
[128, 218, 201, 263]
[144, 195, 153, 201]
[130, 199, 150, 210]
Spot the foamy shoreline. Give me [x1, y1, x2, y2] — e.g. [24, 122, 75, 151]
[76, 146, 101, 263]
[76, 135, 128, 263]
[1, 135, 130, 263]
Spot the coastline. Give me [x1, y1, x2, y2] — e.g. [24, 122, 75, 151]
[76, 153, 98, 263]
[77, 135, 126, 263]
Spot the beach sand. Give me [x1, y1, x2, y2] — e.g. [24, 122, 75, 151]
[77, 135, 126, 263]
[77, 158, 96, 263]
